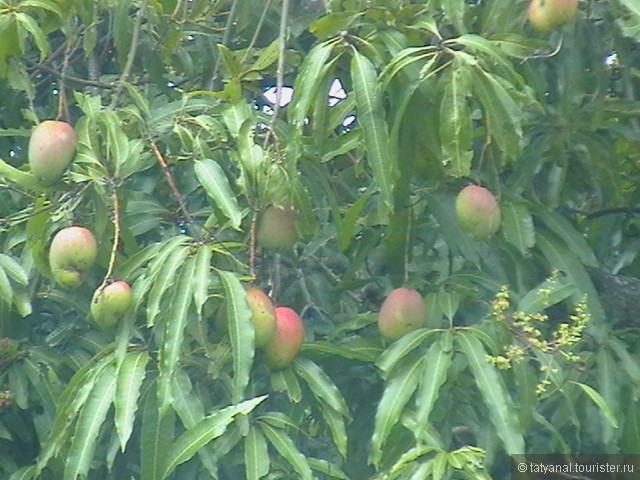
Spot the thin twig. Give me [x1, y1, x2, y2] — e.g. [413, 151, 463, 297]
[209, 0, 240, 89]
[150, 141, 194, 225]
[270, 0, 290, 124]
[109, 0, 149, 109]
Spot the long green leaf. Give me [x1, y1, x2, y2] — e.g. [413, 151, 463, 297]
[36, 351, 114, 471]
[414, 332, 453, 439]
[141, 386, 175, 480]
[294, 357, 350, 416]
[158, 255, 196, 413]
[319, 400, 349, 458]
[245, 425, 270, 480]
[501, 201, 535, 254]
[351, 50, 397, 214]
[0, 266, 12, 305]
[533, 207, 598, 267]
[456, 331, 524, 454]
[471, 67, 521, 158]
[536, 230, 605, 330]
[171, 369, 218, 475]
[146, 243, 190, 326]
[195, 159, 242, 229]
[440, 60, 472, 176]
[290, 40, 337, 128]
[517, 274, 577, 314]
[371, 356, 424, 466]
[64, 364, 117, 480]
[376, 328, 435, 375]
[162, 396, 267, 479]
[115, 350, 149, 451]
[192, 244, 212, 315]
[573, 381, 618, 429]
[0, 254, 28, 285]
[260, 422, 314, 480]
[218, 269, 254, 403]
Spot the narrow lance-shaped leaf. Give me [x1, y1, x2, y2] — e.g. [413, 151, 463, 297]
[192, 244, 212, 315]
[260, 422, 314, 480]
[536, 230, 605, 330]
[64, 364, 117, 480]
[517, 274, 577, 314]
[115, 350, 149, 451]
[36, 352, 115, 472]
[573, 381, 618, 429]
[351, 50, 397, 214]
[141, 385, 176, 480]
[245, 425, 270, 480]
[440, 59, 473, 177]
[218, 269, 254, 403]
[146, 243, 190, 326]
[456, 331, 525, 454]
[290, 40, 337, 128]
[501, 201, 535, 254]
[471, 67, 521, 159]
[376, 328, 435, 375]
[415, 332, 453, 439]
[371, 356, 425, 466]
[195, 159, 242, 229]
[294, 358, 350, 416]
[161, 396, 267, 479]
[0, 254, 28, 285]
[158, 256, 196, 413]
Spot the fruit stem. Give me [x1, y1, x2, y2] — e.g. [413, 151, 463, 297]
[102, 183, 121, 287]
[249, 208, 258, 281]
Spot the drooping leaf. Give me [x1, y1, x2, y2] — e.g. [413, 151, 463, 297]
[161, 396, 267, 479]
[145, 241, 191, 326]
[114, 350, 149, 451]
[573, 381, 618, 429]
[414, 332, 453, 439]
[376, 328, 435, 375]
[501, 201, 535, 254]
[218, 269, 254, 403]
[260, 422, 314, 480]
[351, 50, 397, 215]
[244, 425, 270, 480]
[456, 330, 524, 454]
[371, 356, 424, 466]
[141, 385, 175, 480]
[536, 230, 605, 331]
[0, 254, 28, 285]
[294, 357, 350, 416]
[440, 58, 472, 176]
[517, 274, 577, 314]
[158, 255, 196, 413]
[64, 364, 117, 480]
[194, 159, 242, 229]
[192, 244, 212, 315]
[471, 67, 521, 159]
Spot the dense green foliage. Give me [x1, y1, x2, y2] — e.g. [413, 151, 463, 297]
[1, 0, 640, 479]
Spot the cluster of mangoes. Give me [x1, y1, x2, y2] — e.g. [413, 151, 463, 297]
[30, 120, 133, 328]
[245, 288, 305, 369]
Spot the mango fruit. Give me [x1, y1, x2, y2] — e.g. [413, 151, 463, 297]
[528, 0, 578, 33]
[49, 226, 97, 288]
[246, 287, 277, 348]
[455, 185, 501, 241]
[91, 281, 133, 327]
[264, 306, 304, 369]
[378, 288, 427, 341]
[28, 120, 76, 186]
[257, 205, 298, 252]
